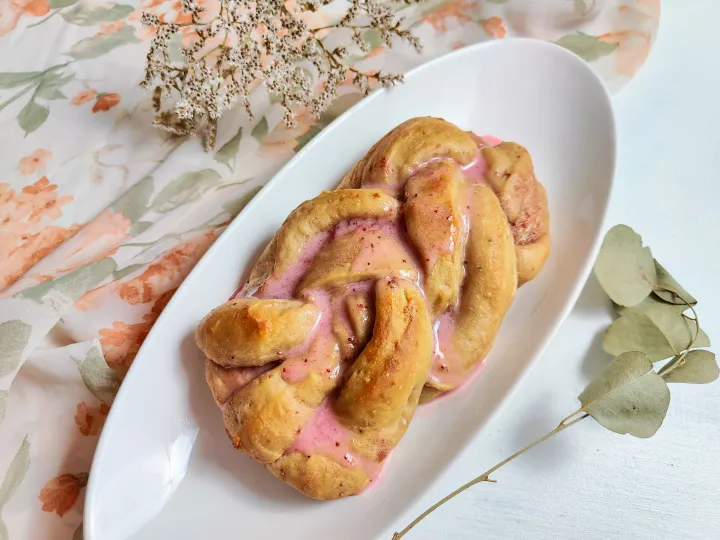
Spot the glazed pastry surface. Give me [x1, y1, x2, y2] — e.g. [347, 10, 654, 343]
[196, 117, 550, 500]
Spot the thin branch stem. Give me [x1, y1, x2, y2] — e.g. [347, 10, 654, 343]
[311, 23, 373, 32]
[653, 285, 701, 378]
[392, 412, 589, 539]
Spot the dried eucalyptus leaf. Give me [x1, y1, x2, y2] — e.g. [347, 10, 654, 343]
[615, 294, 687, 316]
[603, 312, 676, 362]
[642, 304, 700, 354]
[695, 327, 711, 348]
[579, 351, 670, 438]
[663, 350, 719, 384]
[594, 225, 656, 307]
[605, 301, 707, 361]
[653, 260, 696, 306]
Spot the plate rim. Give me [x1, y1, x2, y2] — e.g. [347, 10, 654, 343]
[85, 37, 617, 539]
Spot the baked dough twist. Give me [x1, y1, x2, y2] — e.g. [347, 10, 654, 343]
[196, 117, 550, 500]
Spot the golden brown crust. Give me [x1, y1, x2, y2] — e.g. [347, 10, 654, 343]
[334, 279, 433, 429]
[243, 189, 402, 296]
[341, 117, 478, 192]
[272, 189, 401, 275]
[223, 338, 340, 463]
[345, 293, 373, 348]
[197, 117, 550, 500]
[298, 228, 417, 292]
[195, 298, 320, 367]
[516, 230, 551, 284]
[404, 160, 467, 315]
[481, 142, 550, 285]
[455, 185, 517, 368]
[204, 358, 274, 406]
[267, 453, 369, 500]
[425, 185, 517, 394]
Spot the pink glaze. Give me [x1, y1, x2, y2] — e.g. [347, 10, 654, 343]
[429, 314, 465, 387]
[462, 134, 503, 183]
[281, 334, 340, 385]
[287, 399, 383, 481]
[482, 134, 503, 147]
[335, 218, 423, 276]
[211, 363, 277, 409]
[217, 130, 508, 491]
[255, 231, 332, 299]
[280, 289, 339, 384]
[351, 229, 418, 283]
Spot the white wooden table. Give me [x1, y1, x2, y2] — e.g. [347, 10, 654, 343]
[401, 2, 720, 538]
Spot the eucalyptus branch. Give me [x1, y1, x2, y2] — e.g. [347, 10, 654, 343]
[140, 0, 423, 149]
[393, 413, 589, 539]
[653, 285, 700, 378]
[394, 225, 717, 538]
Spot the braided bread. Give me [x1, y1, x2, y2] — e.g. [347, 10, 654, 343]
[196, 117, 550, 499]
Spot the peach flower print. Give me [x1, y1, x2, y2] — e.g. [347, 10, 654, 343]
[422, 0, 479, 33]
[39, 473, 88, 517]
[21, 0, 48, 16]
[36, 209, 131, 280]
[0, 0, 49, 37]
[92, 93, 121, 113]
[118, 232, 215, 305]
[99, 232, 215, 369]
[259, 111, 315, 158]
[100, 288, 178, 371]
[598, 3, 659, 77]
[599, 30, 650, 77]
[482, 16, 506, 39]
[99, 20, 124, 36]
[0, 178, 78, 293]
[75, 280, 114, 311]
[17, 148, 52, 176]
[637, 0, 661, 19]
[74, 401, 110, 436]
[72, 89, 97, 106]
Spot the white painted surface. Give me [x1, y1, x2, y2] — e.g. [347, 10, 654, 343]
[401, 2, 720, 539]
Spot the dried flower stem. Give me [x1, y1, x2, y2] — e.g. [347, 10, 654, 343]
[654, 286, 700, 378]
[141, 0, 423, 150]
[394, 263, 710, 539]
[393, 412, 590, 539]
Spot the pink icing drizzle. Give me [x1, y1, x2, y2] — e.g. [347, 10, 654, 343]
[288, 399, 383, 481]
[214, 131, 509, 490]
[280, 290, 339, 384]
[462, 134, 503, 183]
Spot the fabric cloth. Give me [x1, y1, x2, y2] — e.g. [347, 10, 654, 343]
[0, 1, 659, 538]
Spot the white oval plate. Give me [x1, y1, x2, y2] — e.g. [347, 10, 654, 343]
[85, 39, 615, 540]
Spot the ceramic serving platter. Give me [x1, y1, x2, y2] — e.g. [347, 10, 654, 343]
[85, 39, 615, 540]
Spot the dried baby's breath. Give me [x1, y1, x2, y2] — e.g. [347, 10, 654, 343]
[141, 0, 423, 150]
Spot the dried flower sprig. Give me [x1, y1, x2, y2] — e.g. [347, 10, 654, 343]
[393, 224, 717, 538]
[140, 0, 423, 150]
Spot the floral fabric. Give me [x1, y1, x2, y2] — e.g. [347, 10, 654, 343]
[0, 1, 659, 538]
